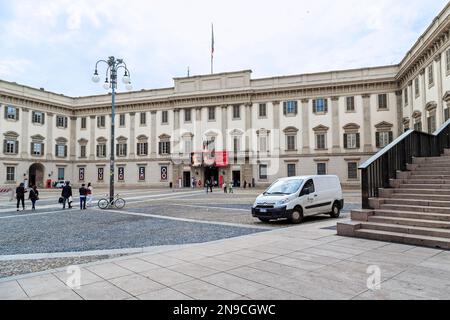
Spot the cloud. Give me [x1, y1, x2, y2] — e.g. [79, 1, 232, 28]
[0, 58, 33, 78]
[0, 0, 448, 96]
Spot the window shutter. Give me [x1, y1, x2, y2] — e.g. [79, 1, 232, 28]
[31, 112, 35, 123]
[3, 140, 6, 153]
[312, 100, 316, 113]
[376, 132, 380, 148]
[145, 143, 148, 155]
[158, 142, 162, 155]
[64, 145, 68, 157]
[42, 113, 45, 125]
[167, 143, 171, 154]
[96, 145, 100, 157]
[4, 106, 7, 119]
[388, 131, 393, 144]
[16, 108, 20, 121]
[55, 144, 58, 156]
[15, 141, 19, 154]
[64, 117, 68, 128]
[30, 142, 34, 154]
[124, 144, 127, 156]
[283, 102, 287, 115]
[116, 144, 119, 156]
[41, 143, 44, 155]
[343, 134, 348, 149]
[294, 102, 298, 115]
[356, 133, 360, 149]
[324, 99, 328, 113]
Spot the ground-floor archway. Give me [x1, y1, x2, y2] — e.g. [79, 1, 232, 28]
[29, 163, 45, 188]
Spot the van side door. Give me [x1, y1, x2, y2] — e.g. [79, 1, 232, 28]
[300, 179, 317, 216]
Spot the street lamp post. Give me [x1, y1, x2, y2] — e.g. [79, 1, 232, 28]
[92, 57, 132, 203]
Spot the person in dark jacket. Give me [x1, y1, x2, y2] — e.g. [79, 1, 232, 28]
[29, 185, 39, 211]
[79, 184, 87, 210]
[16, 183, 27, 211]
[61, 181, 73, 209]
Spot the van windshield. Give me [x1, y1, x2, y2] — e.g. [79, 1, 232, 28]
[264, 179, 304, 196]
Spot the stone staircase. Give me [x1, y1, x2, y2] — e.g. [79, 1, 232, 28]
[337, 148, 450, 250]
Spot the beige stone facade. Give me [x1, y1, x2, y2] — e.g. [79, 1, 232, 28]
[2, 4, 450, 189]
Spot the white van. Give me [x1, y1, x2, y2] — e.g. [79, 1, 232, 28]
[252, 175, 344, 224]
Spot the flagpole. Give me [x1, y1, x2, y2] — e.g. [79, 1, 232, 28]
[211, 23, 214, 74]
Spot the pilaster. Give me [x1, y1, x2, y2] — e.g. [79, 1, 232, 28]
[129, 112, 136, 159]
[362, 94, 373, 152]
[301, 99, 310, 154]
[331, 96, 340, 153]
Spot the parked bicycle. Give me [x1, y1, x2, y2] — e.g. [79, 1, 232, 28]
[98, 194, 126, 210]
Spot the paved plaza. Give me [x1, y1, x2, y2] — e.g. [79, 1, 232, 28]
[0, 187, 449, 300]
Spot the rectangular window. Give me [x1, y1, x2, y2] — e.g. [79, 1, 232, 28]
[140, 112, 146, 126]
[56, 116, 68, 128]
[312, 99, 327, 113]
[119, 114, 126, 127]
[208, 107, 215, 121]
[378, 94, 388, 109]
[184, 109, 191, 122]
[286, 135, 296, 151]
[428, 65, 434, 86]
[97, 116, 106, 128]
[162, 111, 168, 124]
[80, 145, 86, 158]
[81, 117, 87, 129]
[4, 140, 18, 154]
[96, 144, 107, 158]
[233, 137, 240, 153]
[428, 115, 437, 134]
[159, 141, 170, 155]
[6, 167, 15, 182]
[137, 142, 148, 156]
[184, 140, 192, 155]
[116, 143, 127, 157]
[348, 162, 358, 180]
[344, 133, 358, 149]
[259, 164, 268, 180]
[447, 49, 450, 74]
[139, 167, 146, 181]
[56, 144, 67, 158]
[376, 131, 393, 148]
[346, 97, 355, 112]
[445, 108, 450, 121]
[317, 163, 327, 175]
[58, 168, 65, 181]
[5, 106, 17, 120]
[287, 164, 296, 177]
[284, 101, 298, 115]
[98, 168, 104, 181]
[415, 78, 420, 97]
[31, 143, 43, 156]
[316, 134, 326, 150]
[259, 136, 267, 153]
[404, 88, 408, 105]
[414, 122, 422, 132]
[32, 111, 44, 124]
[233, 105, 240, 119]
[259, 103, 267, 117]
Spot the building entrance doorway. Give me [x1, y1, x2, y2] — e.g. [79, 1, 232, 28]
[232, 170, 241, 188]
[29, 163, 45, 188]
[204, 166, 219, 187]
[183, 171, 191, 188]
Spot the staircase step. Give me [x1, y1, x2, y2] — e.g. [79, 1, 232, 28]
[404, 179, 450, 184]
[418, 162, 450, 167]
[375, 209, 450, 222]
[410, 174, 450, 179]
[412, 170, 450, 175]
[394, 188, 450, 195]
[369, 215, 450, 229]
[362, 221, 450, 239]
[354, 229, 450, 250]
[399, 184, 450, 189]
[390, 193, 450, 201]
[380, 204, 450, 215]
[383, 198, 450, 208]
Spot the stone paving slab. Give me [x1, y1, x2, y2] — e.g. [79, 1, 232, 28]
[1, 218, 449, 300]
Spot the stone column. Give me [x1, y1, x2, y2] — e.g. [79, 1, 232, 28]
[331, 97, 340, 153]
[195, 108, 202, 152]
[420, 68, 427, 131]
[45, 112, 54, 160]
[301, 99, 310, 154]
[173, 109, 180, 154]
[362, 94, 373, 152]
[272, 101, 281, 157]
[21, 108, 30, 158]
[69, 116, 77, 161]
[435, 54, 444, 126]
[408, 80, 414, 126]
[129, 112, 136, 159]
[221, 105, 228, 151]
[89, 115, 96, 160]
[150, 111, 157, 157]
[395, 90, 403, 135]
[244, 103, 252, 154]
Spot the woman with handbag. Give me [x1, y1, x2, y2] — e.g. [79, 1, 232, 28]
[29, 185, 39, 211]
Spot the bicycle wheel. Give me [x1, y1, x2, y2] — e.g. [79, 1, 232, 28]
[114, 198, 126, 209]
[98, 198, 109, 210]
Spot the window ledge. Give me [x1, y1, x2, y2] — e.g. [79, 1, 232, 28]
[5, 118, 18, 122]
[345, 110, 356, 114]
[377, 108, 390, 112]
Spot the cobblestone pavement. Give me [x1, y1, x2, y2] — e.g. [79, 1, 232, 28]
[0, 188, 361, 280]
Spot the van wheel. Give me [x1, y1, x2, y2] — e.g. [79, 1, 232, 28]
[330, 202, 341, 218]
[290, 207, 303, 224]
[258, 218, 271, 223]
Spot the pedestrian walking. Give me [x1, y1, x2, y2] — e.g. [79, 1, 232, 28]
[205, 180, 209, 194]
[209, 179, 213, 193]
[244, 180, 247, 189]
[223, 181, 228, 193]
[16, 183, 27, 211]
[61, 181, 72, 209]
[87, 183, 93, 207]
[228, 182, 234, 194]
[79, 184, 87, 210]
[29, 185, 39, 211]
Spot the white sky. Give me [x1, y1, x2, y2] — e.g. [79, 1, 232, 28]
[0, 0, 448, 96]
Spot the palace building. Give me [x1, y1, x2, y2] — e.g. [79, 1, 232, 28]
[2, 4, 450, 189]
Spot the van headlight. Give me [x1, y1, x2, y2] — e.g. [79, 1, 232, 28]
[276, 199, 290, 207]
